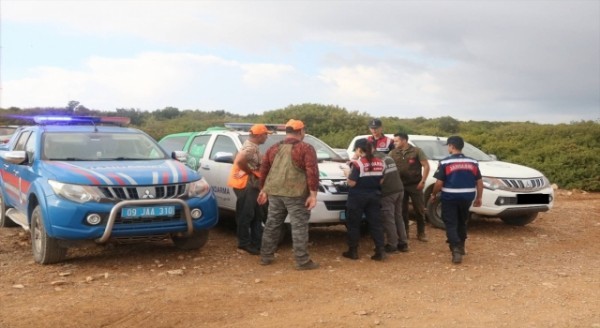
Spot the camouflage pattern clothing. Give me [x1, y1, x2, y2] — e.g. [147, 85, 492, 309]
[260, 196, 311, 265]
[259, 138, 319, 266]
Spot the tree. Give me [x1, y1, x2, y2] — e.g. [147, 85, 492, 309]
[438, 116, 460, 134]
[154, 107, 181, 120]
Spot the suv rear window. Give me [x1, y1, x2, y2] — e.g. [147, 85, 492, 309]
[159, 136, 190, 153]
[0, 127, 18, 135]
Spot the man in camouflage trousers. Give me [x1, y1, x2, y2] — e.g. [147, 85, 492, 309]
[257, 119, 320, 271]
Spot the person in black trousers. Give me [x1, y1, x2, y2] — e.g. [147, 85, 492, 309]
[342, 138, 387, 261]
[430, 136, 483, 264]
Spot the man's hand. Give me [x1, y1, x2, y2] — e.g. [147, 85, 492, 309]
[305, 195, 317, 210]
[473, 198, 482, 207]
[234, 171, 247, 179]
[257, 191, 268, 205]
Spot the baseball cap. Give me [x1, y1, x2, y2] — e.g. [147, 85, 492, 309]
[368, 118, 382, 128]
[249, 124, 272, 135]
[285, 119, 305, 131]
[445, 135, 464, 149]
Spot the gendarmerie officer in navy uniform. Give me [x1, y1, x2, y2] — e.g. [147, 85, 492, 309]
[430, 136, 483, 264]
[342, 138, 387, 261]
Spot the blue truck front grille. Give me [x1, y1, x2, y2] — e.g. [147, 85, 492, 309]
[99, 184, 187, 200]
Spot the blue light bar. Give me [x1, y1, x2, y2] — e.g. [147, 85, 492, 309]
[4, 115, 131, 126]
[33, 116, 101, 124]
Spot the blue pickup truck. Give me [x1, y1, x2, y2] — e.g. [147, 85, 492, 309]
[0, 116, 219, 264]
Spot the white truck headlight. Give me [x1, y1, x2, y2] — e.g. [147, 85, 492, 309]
[482, 177, 507, 191]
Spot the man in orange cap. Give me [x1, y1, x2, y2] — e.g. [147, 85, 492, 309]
[227, 124, 272, 255]
[257, 119, 320, 270]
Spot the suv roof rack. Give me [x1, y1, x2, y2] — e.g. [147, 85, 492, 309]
[224, 123, 285, 132]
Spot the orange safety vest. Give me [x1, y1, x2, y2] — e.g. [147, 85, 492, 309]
[227, 164, 261, 189]
[227, 163, 249, 189]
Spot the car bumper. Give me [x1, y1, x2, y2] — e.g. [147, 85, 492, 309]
[45, 194, 219, 241]
[283, 194, 347, 225]
[471, 187, 554, 217]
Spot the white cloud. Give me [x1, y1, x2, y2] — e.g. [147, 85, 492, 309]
[1, 0, 598, 123]
[3, 52, 305, 112]
[240, 63, 296, 88]
[319, 66, 383, 100]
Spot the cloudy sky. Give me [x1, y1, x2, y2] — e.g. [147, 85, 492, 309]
[1, 0, 599, 123]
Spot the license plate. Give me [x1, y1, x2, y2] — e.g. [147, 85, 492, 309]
[517, 194, 550, 205]
[339, 210, 347, 221]
[121, 206, 175, 218]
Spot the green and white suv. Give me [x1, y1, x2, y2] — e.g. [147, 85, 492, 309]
[159, 124, 349, 225]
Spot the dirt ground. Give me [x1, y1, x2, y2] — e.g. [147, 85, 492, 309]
[1, 190, 599, 328]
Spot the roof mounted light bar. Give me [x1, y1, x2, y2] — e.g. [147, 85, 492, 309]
[224, 123, 285, 132]
[97, 116, 131, 125]
[29, 115, 131, 126]
[33, 116, 99, 125]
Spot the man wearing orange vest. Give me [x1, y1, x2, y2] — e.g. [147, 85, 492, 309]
[227, 124, 272, 255]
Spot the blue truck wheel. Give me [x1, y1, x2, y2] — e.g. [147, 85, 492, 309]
[31, 206, 67, 264]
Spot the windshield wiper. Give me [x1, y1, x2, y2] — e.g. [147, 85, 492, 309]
[112, 157, 146, 160]
[62, 157, 87, 161]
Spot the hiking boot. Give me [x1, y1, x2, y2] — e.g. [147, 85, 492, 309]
[417, 233, 429, 242]
[238, 245, 260, 255]
[397, 243, 409, 253]
[371, 248, 386, 261]
[342, 247, 359, 260]
[450, 243, 466, 255]
[296, 260, 319, 271]
[384, 244, 399, 254]
[451, 247, 463, 264]
[260, 257, 274, 266]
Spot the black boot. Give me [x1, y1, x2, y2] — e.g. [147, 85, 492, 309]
[449, 243, 466, 255]
[342, 247, 358, 260]
[371, 247, 386, 261]
[451, 246, 463, 264]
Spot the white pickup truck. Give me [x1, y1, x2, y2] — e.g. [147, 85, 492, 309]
[347, 134, 554, 228]
[159, 124, 349, 226]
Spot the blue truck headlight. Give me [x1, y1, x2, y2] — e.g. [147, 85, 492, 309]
[48, 180, 104, 203]
[186, 178, 210, 198]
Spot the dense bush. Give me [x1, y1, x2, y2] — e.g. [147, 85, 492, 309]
[2, 104, 598, 191]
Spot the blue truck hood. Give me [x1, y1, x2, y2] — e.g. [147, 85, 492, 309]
[41, 160, 199, 186]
